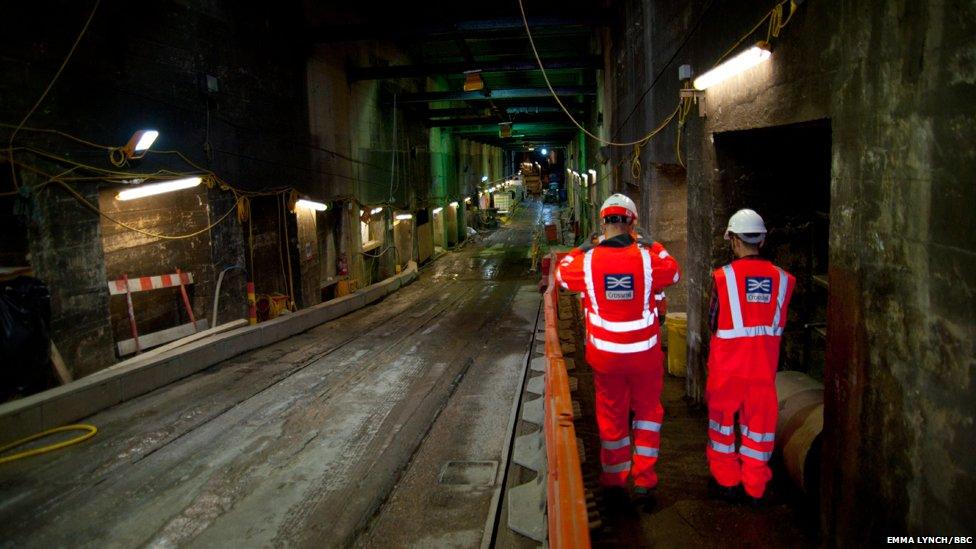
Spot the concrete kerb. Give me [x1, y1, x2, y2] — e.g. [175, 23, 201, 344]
[0, 262, 419, 443]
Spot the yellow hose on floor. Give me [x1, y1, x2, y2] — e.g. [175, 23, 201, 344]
[0, 424, 97, 465]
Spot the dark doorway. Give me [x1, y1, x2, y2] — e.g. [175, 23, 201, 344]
[713, 119, 831, 380]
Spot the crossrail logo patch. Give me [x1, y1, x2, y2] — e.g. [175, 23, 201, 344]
[745, 276, 772, 303]
[604, 274, 634, 300]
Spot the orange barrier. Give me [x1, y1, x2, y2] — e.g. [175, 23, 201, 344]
[543, 252, 591, 548]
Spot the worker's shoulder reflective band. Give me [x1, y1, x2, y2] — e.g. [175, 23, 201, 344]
[589, 334, 658, 353]
[634, 446, 659, 457]
[602, 461, 632, 473]
[658, 250, 669, 259]
[588, 310, 656, 332]
[710, 440, 736, 454]
[709, 419, 734, 436]
[583, 249, 599, 315]
[601, 436, 631, 450]
[632, 420, 662, 432]
[741, 426, 775, 443]
[739, 446, 773, 462]
[673, 272, 680, 284]
[717, 265, 787, 340]
[640, 247, 653, 317]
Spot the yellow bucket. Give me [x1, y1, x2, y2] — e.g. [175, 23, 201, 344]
[666, 312, 688, 377]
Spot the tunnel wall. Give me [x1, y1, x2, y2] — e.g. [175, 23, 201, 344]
[1, 2, 311, 375]
[604, 0, 976, 542]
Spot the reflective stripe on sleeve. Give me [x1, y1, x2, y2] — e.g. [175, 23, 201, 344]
[741, 427, 775, 443]
[658, 250, 669, 259]
[673, 272, 680, 283]
[632, 420, 662, 432]
[640, 247, 652, 318]
[655, 292, 666, 301]
[709, 419, 734, 436]
[634, 446, 659, 457]
[583, 250, 599, 316]
[709, 440, 736, 454]
[602, 461, 631, 473]
[740, 446, 773, 461]
[601, 436, 631, 450]
[589, 334, 658, 353]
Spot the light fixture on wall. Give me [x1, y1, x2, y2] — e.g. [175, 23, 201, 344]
[296, 198, 328, 211]
[395, 213, 413, 220]
[432, 207, 444, 215]
[540, 148, 548, 155]
[122, 129, 159, 160]
[463, 70, 484, 92]
[117, 176, 201, 201]
[693, 42, 771, 90]
[370, 207, 383, 215]
[481, 175, 489, 182]
[449, 201, 459, 207]
[588, 169, 597, 178]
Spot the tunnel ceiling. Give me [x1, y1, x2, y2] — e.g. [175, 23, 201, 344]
[305, 0, 603, 150]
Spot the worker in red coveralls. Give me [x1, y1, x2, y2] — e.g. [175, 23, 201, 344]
[706, 208, 795, 506]
[556, 193, 680, 501]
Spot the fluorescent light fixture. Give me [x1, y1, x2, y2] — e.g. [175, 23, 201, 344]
[449, 201, 459, 207]
[540, 148, 548, 155]
[370, 207, 383, 215]
[528, 146, 535, 151]
[395, 213, 413, 220]
[117, 176, 201, 201]
[481, 175, 489, 182]
[432, 207, 444, 214]
[296, 199, 327, 211]
[693, 42, 771, 90]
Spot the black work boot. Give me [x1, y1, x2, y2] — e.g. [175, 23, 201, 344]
[632, 485, 657, 512]
[707, 478, 740, 503]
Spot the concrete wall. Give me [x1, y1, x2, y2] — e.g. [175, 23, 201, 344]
[610, 0, 975, 542]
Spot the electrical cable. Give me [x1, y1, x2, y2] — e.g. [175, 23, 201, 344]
[611, 0, 717, 140]
[7, 0, 101, 192]
[0, 424, 97, 465]
[517, 0, 680, 148]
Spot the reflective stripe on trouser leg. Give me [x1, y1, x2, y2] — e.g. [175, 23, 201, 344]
[629, 366, 664, 489]
[593, 371, 632, 486]
[705, 375, 745, 488]
[740, 381, 778, 498]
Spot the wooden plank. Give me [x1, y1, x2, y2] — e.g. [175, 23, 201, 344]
[117, 319, 208, 356]
[109, 319, 247, 370]
[50, 342, 73, 384]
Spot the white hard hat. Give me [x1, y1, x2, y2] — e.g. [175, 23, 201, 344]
[600, 193, 638, 220]
[725, 208, 767, 243]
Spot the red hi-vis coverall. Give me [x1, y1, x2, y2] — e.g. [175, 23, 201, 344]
[707, 257, 795, 498]
[557, 235, 680, 488]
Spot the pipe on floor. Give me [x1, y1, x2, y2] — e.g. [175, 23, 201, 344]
[775, 371, 823, 494]
[212, 265, 246, 328]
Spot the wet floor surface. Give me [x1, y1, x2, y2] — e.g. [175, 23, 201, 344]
[557, 291, 818, 548]
[0, 201, 555, 548]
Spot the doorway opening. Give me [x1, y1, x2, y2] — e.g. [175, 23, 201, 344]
[713, 119, 831, 380]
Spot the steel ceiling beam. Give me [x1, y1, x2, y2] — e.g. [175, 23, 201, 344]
[399, 86, 596, 103]
[348, 56, 601, 81]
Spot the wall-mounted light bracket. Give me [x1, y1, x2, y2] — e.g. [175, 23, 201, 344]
[679, 88, 707, 118]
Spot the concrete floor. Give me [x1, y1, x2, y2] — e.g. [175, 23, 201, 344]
[0, 202, 548, 548]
